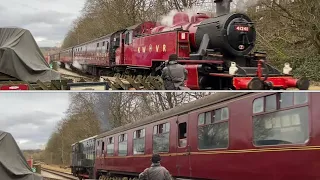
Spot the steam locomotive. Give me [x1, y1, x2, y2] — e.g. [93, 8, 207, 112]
[50, 0, 309, 90]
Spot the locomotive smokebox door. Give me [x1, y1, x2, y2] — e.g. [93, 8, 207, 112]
[195, 13, 256, 58]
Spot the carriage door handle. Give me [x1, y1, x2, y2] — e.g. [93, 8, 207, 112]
[184, 145, 191, 155]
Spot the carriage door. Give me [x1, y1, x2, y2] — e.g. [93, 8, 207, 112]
[176, 114, 191, 177]
[101, 139, 106, 167]
[120, 33, 125, 64]
[110, 34, 119, 66]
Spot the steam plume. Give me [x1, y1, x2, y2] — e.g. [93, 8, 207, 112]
[159, 0, 260, 26]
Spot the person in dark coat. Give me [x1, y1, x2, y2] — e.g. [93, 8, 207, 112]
[139, 154, 172, 180]
[161, 54, 189, 90]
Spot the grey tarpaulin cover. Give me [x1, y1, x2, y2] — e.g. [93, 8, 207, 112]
[0, 27, 60, 82]
[0, 130, 43, 180]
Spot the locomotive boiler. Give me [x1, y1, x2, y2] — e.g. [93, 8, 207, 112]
[51, 0, 310, 90]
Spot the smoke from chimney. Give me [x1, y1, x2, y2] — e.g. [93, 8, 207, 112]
[214, 0, 232, 16]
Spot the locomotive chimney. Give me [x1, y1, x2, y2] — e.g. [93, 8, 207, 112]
[214, 0, 232, 16]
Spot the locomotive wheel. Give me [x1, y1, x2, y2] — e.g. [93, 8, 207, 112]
[248, 78, 264, 90]
[297, 77, 310, 90]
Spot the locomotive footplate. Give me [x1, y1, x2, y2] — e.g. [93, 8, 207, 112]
[231, 76, 310, 90]
[184, 60, 310, 90]
[229, 60, 310, 90]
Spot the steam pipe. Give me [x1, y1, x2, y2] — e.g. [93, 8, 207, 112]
[214, 0, 232, 16]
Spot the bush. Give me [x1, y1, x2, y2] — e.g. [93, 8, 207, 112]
[268, 55, 320, 81]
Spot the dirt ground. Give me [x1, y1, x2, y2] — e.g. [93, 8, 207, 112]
[41, 164, 72, 174]
[308, 86, 320, 90]
[288, 82, 320, 90]
[56, 68, 86, 78]
[287, 85, 320, 91]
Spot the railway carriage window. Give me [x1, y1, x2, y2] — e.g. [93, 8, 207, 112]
[118, 133, 128, 156]
[101, 141, 105, 155]
[153, 122, 170, 153]
[129, 31, 133, 44]
[198, 107, 229, 149]
[103, 41, 105, 46]
[141, 128, 145, 137]
[253, 97, 264, 114]
[107, 42, 109, 50]
[205, 112, 211, 124]
[165, 123, 170, 132]
[178, 123, 187, 147]
[97, 43, 99, 47]
[198, 113, 205, 125]
[280, 92, 294, 108]
[125, 33, 129, 44]
[214, 107, 229, 122]
[133, 129, 145, 155]
[253, 93, 309, 114]
[159, 124, 165, 133]
[107, 137, 114, 156]
[266, 95, 277, 112]
[153, 126, 157, 135]
[294, 92, 308, 105]
[253, 93, 309, 146]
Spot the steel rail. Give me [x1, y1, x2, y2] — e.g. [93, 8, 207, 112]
[41, 167, 78, 180]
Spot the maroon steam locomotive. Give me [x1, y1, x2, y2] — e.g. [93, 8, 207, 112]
[71, 92, 320, 180]
[52, 0, 310, 90]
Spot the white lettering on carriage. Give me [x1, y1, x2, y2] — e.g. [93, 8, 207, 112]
[163, 44, 166, 52]
[137, 44, 167, 53]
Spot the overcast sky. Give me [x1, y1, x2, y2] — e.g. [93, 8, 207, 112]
[0, 0, 86, 47]
[0, 93, 70, 150]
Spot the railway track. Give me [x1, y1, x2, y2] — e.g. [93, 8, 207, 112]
[57, 66, 164, 90]
[60, 72, 97, 83]
[58, 68, 98, 83]
[42, 167, 77, 180]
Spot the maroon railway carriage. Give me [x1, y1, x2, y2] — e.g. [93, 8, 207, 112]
[93, 92, 320, 180]
[52, 0, 309, 90]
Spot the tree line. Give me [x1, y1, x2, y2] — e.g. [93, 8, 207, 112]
[42, 92, 213, 165]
